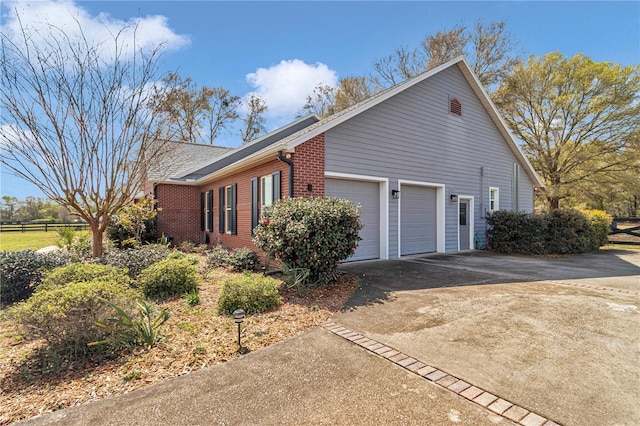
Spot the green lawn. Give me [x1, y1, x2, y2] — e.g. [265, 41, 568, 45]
[0, 231, 61, 251]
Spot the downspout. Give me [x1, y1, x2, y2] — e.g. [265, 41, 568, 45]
[277, 150, 294, 198]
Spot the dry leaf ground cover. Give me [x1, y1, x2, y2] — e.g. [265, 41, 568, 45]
[0, 264, 358, 424]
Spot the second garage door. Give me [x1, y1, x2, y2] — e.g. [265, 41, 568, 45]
[400, 185, 437, 255]
[325, 178, 380, 261]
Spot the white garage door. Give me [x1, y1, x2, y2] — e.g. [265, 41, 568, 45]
[325, 178, 380, 261]
[400, 185, 437, 255]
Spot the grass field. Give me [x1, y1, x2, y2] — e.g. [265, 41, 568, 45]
[0, 231, 62, 251]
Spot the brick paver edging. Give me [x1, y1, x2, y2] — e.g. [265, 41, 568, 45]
[322, 321, 563, 426]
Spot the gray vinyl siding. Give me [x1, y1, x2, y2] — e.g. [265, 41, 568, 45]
[325, 65, 535, 256]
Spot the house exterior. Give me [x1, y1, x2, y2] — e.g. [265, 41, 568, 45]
[148, 57, 543, 261]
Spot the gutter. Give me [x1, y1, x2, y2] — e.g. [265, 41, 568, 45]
[277, 150, 294, 198]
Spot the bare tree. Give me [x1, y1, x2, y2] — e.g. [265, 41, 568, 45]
[150, 74, 240, 145]
[240, 94, 267, 144]
[370, 20, 519, 91]
[300, 83, 337, 118]
[0, 18, 173, 257]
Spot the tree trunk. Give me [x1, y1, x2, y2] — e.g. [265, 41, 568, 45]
[548, 197, 560, 210]
[90, 222, 104, 258]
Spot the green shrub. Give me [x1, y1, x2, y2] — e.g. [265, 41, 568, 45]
[487, 209, 606, 255]
[11, 280, 141, 353]
[253, 197, 362, 284]
[42, 263, 130, 290]
[103, 244, 170, 279]
[545, 209, 595, 254]
[205, 246, 259, 272]
[226, 247, 260, 272]
[137, 258, 199, 300]
[205, 246, 231, 268]
[582, 209, 612, 247]
[217, 272, 282, 315]
[106, 194, 158, 249]
[486, 211, 547, 254]
[0, 250, 71, 305]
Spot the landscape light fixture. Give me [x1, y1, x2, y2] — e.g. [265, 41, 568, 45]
[233, 309, 246, 351]
[391, 190, 400, 200]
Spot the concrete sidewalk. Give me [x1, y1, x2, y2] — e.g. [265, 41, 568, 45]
[22, 328, 512, 426]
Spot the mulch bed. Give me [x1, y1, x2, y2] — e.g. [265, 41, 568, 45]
[0, 268, 358, 425]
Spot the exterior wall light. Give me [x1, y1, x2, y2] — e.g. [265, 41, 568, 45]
[450, 194, 458, 202]
[233, 309, 246, 352]
[391, 190, 400, 200]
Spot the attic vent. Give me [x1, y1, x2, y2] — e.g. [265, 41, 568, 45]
[450, 98, 462, 116]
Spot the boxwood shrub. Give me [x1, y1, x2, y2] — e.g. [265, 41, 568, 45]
[217, 272, 282, 315]
[103, 244, 170, 279]
[11, 280, 141, 353]
[137, 258, 199, 300]
[42, 263, 131, 290]
[253, 197, 362, 284]
[205, 246, 260, 272]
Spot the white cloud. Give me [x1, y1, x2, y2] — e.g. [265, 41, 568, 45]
[1, 0, 190, 60]
[245, 59, 338, 122]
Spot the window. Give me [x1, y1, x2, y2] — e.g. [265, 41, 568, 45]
[489, 187, 499, 212]
[261, 175, 273, 207]
[225, 185, 233, 233]
[219, 184, 237, 235]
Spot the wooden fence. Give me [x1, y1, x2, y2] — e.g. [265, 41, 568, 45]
[608, 217, 640, 246]
[0, 223, 89, 233]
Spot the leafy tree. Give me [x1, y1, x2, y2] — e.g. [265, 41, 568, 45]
[240, 94, 268, 144]
[0, 18, 173, 257]
[494, 52, 640, 210]
[150, 73, 240, 144]
[371, 19, 519, 90]
[333, 76, 374, 112]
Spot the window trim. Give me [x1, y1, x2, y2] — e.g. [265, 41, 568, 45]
[225, 185, 233, 234]
[489, 187, 499, 212]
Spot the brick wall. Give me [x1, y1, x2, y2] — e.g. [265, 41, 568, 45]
[155, 184, 201, 245]
[292, 133, 325, 198]
[155, 133, 326, 252]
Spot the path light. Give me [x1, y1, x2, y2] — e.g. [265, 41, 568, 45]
[233, 309, 246, 351]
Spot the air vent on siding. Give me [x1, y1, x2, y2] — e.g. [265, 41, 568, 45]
[450, 98, 462, 116]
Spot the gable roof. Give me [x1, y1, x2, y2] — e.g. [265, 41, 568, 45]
[157, 57, 542, 187]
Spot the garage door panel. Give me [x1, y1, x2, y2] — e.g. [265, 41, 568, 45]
[401, 186, 437, 255]
[326, 179, 380, 261]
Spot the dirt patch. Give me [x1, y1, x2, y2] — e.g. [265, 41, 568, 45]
[0, 268, 358, 425]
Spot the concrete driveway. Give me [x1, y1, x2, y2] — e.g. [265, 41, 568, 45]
[335, 249, 640, 426]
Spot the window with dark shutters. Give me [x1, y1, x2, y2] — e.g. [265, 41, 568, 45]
[218, 187, 224, 233]
[200, 192, 205, 231]
[206, 189, 214, 232]
[272, 170, 281, 201]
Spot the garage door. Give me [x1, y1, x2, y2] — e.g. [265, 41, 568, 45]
[400, 185, 437, 255]
[325, 178, 380, 261]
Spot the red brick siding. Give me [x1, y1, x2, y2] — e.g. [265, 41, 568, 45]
[292, 133, 325, 198]
[155, 184, 201, 245]
[155, 133, 326, 251]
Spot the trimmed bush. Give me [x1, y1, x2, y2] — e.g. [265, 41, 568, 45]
[42, 263, 130, 290]
[253, 197, 362, 284]
[0, 250, 71, 305]
[204, 246, 260, 272]
[487, 208, 609, 255]
[137, 258, 199, 300]
[217, 272, 282, 315]
[582, 209, 612, 247]
[11, 280, 141, 353]
[103, 244, 170, 279]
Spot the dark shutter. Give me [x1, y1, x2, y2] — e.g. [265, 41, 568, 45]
[207, 189, 214, 232]
[272, 170, 281, 201]
[251, 177, 259, 235]
[218, 187, 225, 233]
[200, 192, 205, 231]
[230, 183, 237, 235]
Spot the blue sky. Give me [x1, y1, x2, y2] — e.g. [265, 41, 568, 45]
[1, 0, 639, 199]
